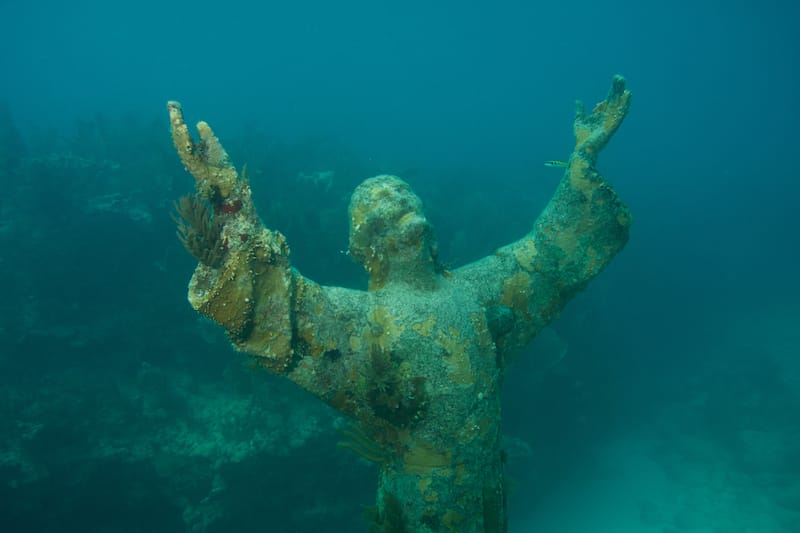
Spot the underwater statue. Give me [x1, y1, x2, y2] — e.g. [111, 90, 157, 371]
[168, 75, 632, 533]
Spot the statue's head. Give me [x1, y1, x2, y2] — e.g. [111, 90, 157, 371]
[348, 175, 439, 290]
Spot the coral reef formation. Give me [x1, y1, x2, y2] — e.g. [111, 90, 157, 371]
[168, 76, 632, 532]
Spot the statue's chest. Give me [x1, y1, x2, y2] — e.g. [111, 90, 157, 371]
[366, 285, 497, 386]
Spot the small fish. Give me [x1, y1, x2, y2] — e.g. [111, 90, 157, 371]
[543, 160, 568, 168]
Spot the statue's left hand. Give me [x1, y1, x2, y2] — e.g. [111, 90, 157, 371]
[573, 75, 632, 160]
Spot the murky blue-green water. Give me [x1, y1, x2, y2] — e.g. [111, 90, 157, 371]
[1, 1, 798, 531]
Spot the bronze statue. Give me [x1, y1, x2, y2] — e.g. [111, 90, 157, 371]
[168, 75, 632, 532]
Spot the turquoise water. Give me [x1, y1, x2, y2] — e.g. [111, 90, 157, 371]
[1, 1, 798, 531]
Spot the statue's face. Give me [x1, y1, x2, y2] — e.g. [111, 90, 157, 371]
[348, 175, 436, 271]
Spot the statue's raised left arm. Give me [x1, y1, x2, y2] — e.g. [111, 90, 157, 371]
[455, 75, 633, 363]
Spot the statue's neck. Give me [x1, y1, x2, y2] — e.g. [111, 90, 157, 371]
[369, 254, 439, 291]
